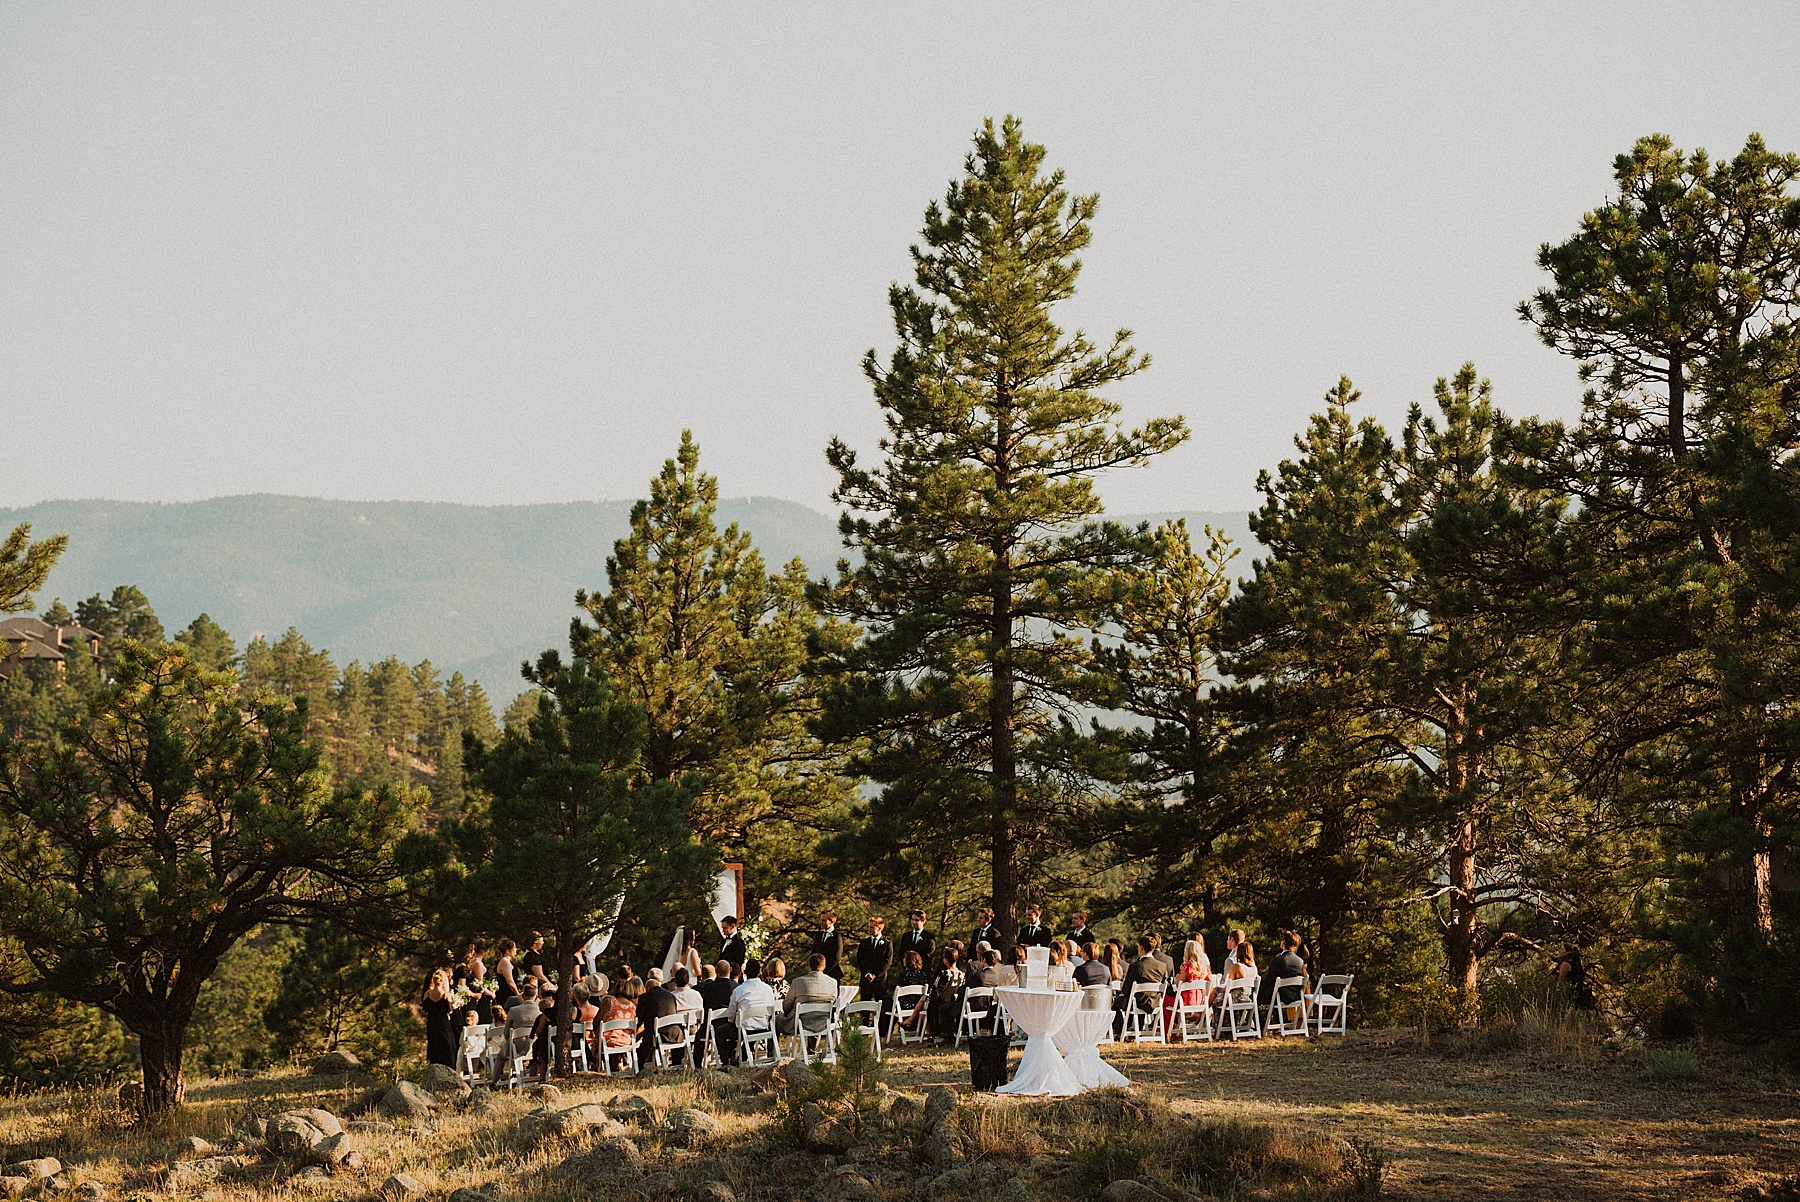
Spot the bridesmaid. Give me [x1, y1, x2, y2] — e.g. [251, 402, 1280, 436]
[422, 968, 456, 1067]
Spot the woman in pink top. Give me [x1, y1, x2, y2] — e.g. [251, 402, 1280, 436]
[1164, 939, 1211, 1032]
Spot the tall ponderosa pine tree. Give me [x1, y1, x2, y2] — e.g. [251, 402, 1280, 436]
[573, 433, 857, 926]
[1521, 133, 1800, 1034]
[820, 117, 1187, 944]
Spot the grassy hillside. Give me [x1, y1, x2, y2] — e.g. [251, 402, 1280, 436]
[3, 496, 1253, 702]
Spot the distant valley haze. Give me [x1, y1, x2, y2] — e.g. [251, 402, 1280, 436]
[3, 495, 1254, 703]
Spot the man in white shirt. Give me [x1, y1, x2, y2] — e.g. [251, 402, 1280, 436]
[728, 957, 778, 1039]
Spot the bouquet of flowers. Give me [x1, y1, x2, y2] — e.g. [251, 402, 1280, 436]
[449, 984, 475, 1010]
[739, 916, 776, 961]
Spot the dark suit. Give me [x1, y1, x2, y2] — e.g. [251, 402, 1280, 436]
[855, 936, 893, 1001]
[1113, 954, 1173, 1036]
[1153, 951, 1177, 977]
[1259, 950, 1308, 1010]
[972, 923, 1002, 949]
[1018, 922, 1053, 948]
[636, 984, 685, 1060]
[1074, 958, 1111, 987]
[719, 933, 747, 976]
[898, 928, 935, 965]
[696, 976, 736, 1063]
[1068, 926, 1096, 950]
[811, 927, 847, 980]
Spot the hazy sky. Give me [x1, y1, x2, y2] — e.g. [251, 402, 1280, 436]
[5, 4, 1797, 515]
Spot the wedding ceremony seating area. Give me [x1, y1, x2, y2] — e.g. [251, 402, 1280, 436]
[431, 913, 1358, 1096]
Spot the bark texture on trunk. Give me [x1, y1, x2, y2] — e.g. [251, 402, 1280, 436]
[137, 1019, 189, 1114]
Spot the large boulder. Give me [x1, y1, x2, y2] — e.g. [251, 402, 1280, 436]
[381, 1174, 427, 1199]
[813, 1169, 877, 1202]
[0, 1164, 57, 1183]
[303, 1133, 354, 1167]
[802, 1103, 855, 1155]
[751, 1058, 818, 1094]
[609, 1094, 654, 1124]
[163, 1157, 242, 1190]
[376, 1081, 439, 1120]
[661, 1107, 724, 1149]
[419, 1063, 469, 1099]
[169, 1137, 213, 1161]
[264, 1109, 341, 1156]
[543, 1103, 612, 1139]
[523, 1083, 562, 1105]
[310, 1049, 362, 1075]
[922, 1085, 957, 1133]
[559, 1137, 645, 1186]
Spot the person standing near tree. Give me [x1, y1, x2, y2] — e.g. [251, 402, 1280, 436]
[1067, 910, 1095, 949]
[898, 910, 935, 965]
[719, 916, 747, 977]
[810, 910, 846, 982]
[1018, 904, 1052, 948]
[971, 907, 1001, 950]
[856, 916, 893, 1003]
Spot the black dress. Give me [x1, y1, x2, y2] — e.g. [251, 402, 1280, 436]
[423, 992, 455, 1066]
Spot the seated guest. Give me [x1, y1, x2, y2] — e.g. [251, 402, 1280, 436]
[1228, 940, 1257, 980]
[1224, 929, 1248, 971]
[1165, 939, 1211, 1031]
[599, 977, 642, 1072]
[1259, 931, 1307, 1014]
[1149, 933, 1176, 976]
[670, 966, 704, 1015]
[1112, 937, 1173, 1037]
[1100, 941, 1126, 984]
[778, 952, 838, 1036]
[925, 948, 966, 1045]
[507, 979, 543, 1031]
[972, 948, 1010, 988]
[699, 961, 737, 1012]
[1074, 941, 1111, 986]
[1047, 940, 1074, 990]
[728, 958, 778, 1054]
[638, 971, 693, 1065]
[570, 982, 602, 1069]
[765, 957, 791, 1005]
[896, 949, 932, 991]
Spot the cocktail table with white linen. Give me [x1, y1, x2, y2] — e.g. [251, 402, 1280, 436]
[1052, 1009, 1129, 1089]
[994, 986, 1083, 1096]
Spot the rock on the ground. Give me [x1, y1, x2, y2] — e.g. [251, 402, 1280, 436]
[310, 1049, 362, 1075]
[999, 1178, 1035, 1202]
[377, 1081, 439, 1120]
[0, 1179, 29, 1200]
[609, 1094, 654, 1123]
[523, 1083, 563, 1105]
[295, 1166, 330, 1184]
[169, 1136, 213, 1161]
[116, 1083, 142, 1111]
[163, 1157, 241, 1190]
[558, 1137, 645, 1186]
[542, 1103, 612, 1139]
[71, 1183, 105, 1202]
[419, 1063, 469, 1099]
[266, 1114, 327, 1156]
[687, 1182, 734, 1202]
[304, 1133, 354, 1167]
[661, 1107, 724, 1149]
[632, 1172, 678, 1200]
[0, 1164, 57, 1183]
[922, 1085, 957, 1133]
[751, 1058, 819, 1094]
[291, 1109, 344, 1138]
[921, 1126, 963, 1170]
[766, 1152, 819, 1179]
[813, 1168, 877, 1202]
[802, 1103, 855, 1155]
[381, 1173, 427, 1198]
[1100, 1182, 1170, 1202]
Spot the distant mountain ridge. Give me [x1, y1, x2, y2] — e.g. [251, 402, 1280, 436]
[3, 496, 1254, 702]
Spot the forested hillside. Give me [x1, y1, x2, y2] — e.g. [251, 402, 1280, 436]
[0, 496, 1251, 702]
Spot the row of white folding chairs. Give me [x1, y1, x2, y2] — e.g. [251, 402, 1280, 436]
[1114, 973, 1355, 1044]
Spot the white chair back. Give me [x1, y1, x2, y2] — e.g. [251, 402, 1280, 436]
[956, 986, 996, 1046]
[840, 999, 883, 1060]
[1264, 974, 1310, 1037]
[1221, 975, 1261, 1040]
[891, 985, 929, 1045]
[737, 1004, 781, 1066]
[1310, 973, 1354, 1035]
[1123, 981, 1166, 1043]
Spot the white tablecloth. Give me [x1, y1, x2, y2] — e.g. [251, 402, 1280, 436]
[1052, 1009, 1130, 1089]
[994, 986, 1083, 1096]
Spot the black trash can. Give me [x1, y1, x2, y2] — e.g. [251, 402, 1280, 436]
[967, 1033, 1011, 1092]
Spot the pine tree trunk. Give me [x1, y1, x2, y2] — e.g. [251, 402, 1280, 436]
[1729, 759, 1777, 940]
[990, 579, 1019, 950]
[552, 939, 578, 1078]
[136, 1016, 190, 1114]
[1442, 699, 1481, 1013]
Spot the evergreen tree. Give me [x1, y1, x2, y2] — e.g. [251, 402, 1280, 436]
[39, 599, 73, 625]
[1521, 133, 1800, 1035]
[174, 613, 238, 673]
[0, 642, 413, 1111]
[818, 117, 1186, 944]
[0, 523, 65, 615]
[241, 628, 337, 739]
[438, 653, 710, 1075]
[76, 585, 164, 647]
[263, 925, 416, 1064]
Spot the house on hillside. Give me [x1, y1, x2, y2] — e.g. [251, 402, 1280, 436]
[0, 617, 105, 678]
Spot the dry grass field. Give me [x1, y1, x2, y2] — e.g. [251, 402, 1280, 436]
[2, 1025, 1795, 1202]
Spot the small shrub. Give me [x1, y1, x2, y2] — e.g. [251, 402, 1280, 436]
[1648, 1047, 1701, 1080]
[1347, 1135, 1384, 1200]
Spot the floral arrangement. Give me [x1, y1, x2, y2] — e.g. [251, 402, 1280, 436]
[739, 916, 776, 961]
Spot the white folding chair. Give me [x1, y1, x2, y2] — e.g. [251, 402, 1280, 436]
[737, 1005, 781, 1066]
[791, 1001, 838, 1062]
[840, 1000, 883, 1060]
[956, 986, 996, 1046]
[1219, 976, 1261, 1040]
[566, 1021, 591, 1073]
[598, 1018, 640, 1075]
[891, 985, 929, 1046]
[700, 1006, 732, 1068]
[1171, 977, 1214, 1042]
[500, 1024, 535, 1088]
[456, 1023, 490, 1081]
[1264, 975, 1311, 1037]
[834, 985, 860, 1016]
[653, 1013, 694, 1068]
[1122, 982, 1166, 1043]
[1308, 974, 1354, 1036]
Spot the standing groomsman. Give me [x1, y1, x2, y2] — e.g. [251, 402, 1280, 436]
[810, 910, 847, 981]
[718, 916, 747, 978]
[1067, 910, 1096, 949]
[898, 910, 935, 965]
[1018, 904, 1054, 948]
[971, 906, 1002, 949]
[855, 917, 893, 1002]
